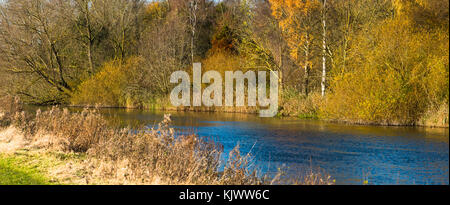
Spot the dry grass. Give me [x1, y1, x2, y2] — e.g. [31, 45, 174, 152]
[0, 95, 334, 185]
[83, 114, 264, 185]
[31, 107, 111, 152]
[0, 126, 26, 153]
[0, 96, 23, 127]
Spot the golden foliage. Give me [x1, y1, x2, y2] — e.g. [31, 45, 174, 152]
[322, 15, 449, 125]
[145, 1, 168, 20]
[202, 51, 246, 74]
[268, 0, 321, 63]
[279, 89, 323, 118]
[71, 57, 142, 107]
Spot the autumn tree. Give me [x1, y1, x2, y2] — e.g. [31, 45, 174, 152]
[235, 0, 286, 100]
[269, 0, 322, 96]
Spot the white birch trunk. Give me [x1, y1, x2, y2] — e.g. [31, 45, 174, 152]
[321, 0, 327, 97]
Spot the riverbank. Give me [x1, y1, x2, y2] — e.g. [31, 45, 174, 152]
[66, 84, 450, 128]
[67, 100, 449, 129]
[0, 97, 334, 185]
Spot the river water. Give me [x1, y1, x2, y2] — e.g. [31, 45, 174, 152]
[31, 106, 448, 185]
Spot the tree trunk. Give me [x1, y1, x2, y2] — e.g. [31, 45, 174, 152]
[321, 0, 327, 97]
[84, 1, 94, 74]
[304, 34, 310, 97]
[189, 0, 198, 64]
[87, 40, 94, 74]
[278, 39, 283, 103]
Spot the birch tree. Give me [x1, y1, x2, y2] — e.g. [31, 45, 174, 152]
[320, 0, 327, 97]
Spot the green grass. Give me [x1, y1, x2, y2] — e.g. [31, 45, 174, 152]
[0, 153, 51, 185]
[0, 151, 86, 185]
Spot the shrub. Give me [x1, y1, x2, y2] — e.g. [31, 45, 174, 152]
[202, 51, 247, 74]
[71, 57, 142, 107]
[279, 89, 322, 118]
[418, 102, 449, 127]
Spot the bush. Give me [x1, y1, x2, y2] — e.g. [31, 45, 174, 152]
[279, 89, 322, 118]
[202, 51, 246, 74]
[418, 102, 449, 127]
[71, 57, 142, 107]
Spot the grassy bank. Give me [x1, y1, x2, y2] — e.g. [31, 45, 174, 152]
[0, 153, 51, 185]
[0, 151, 86, 185]
[0, 96, 334, 185]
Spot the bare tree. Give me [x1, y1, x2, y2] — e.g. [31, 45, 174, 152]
[0, 0, 74, 97]
[91, 0, 143, 60]
[139, 6, 191, 95]
[72, 0, 99, 74]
